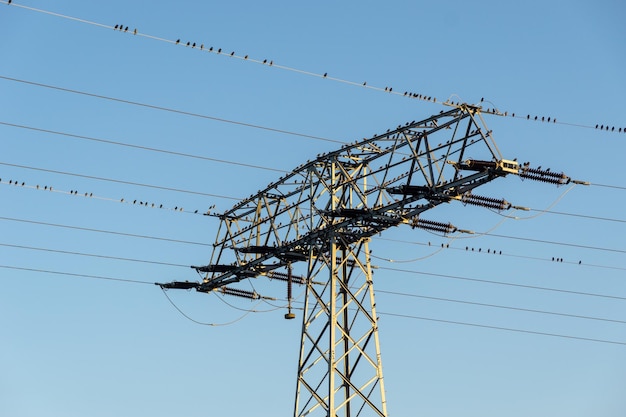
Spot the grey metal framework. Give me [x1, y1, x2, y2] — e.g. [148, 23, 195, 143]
[158, 104, 574, 417]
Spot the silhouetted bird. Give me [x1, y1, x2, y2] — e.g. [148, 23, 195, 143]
[186, 41, 190, 46]
[133, 28, 137, 35]
[217, 48, 221, 53]
[114, 24, 119, 29]
[323, 73, 327, 78]
[176, 39, 180, 44]
[124, 27, 128, 32]
[230, 51, 234, 56]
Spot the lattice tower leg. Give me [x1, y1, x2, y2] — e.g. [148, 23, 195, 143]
[293, 237, 387, 417]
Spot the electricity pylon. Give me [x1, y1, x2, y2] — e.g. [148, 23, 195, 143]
[158, 104, 577, 417]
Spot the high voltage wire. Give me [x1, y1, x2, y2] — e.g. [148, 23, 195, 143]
[0, 161, 241, 199]
[3, 171, 625, 260]
[0, 242, 189, 268]
[0, 177, 214, 216]
[2, 262, 624, 346]
[374, 238, 626, 272]
[486, 233, 626, 255]
[3, 1, 625, 134]
[0, 121, 626, 200]
[0, 264, 153, 285]
[374, 289, 626, 325]
[0, 121, 288, 174]
[3, 239, 624, 303]
[0, 216, 212, 247]
[3, 119, 626, 200]
[2, 146, 625, 224]
[2, 214, 624, 273]
[0, 75, 343, 144]
[379, 312, 626, 347]
[380, 266, 626, 301]
[528, 208, 626, 224]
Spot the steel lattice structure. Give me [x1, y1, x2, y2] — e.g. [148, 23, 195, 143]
[158, 104, 575, 417]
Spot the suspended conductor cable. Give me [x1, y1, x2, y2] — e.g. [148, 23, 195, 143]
[0, 160, 242, 198]
[4, 2, 624, 133]
[379, 312, 626, 346]
[375, 289, 626, 325]
[159, 286, 257, 326]
[0, 264, 153, 285]
[0, 75, 343, 144]
[380, 266, 626, 301]
[0, 242, 189, 268]
[0, 177, 216, 216]
[490, 184, 576, 220]
[0, 121, 288, 174]
[0, 215, 213, 247]
[213, 291, 282, 313]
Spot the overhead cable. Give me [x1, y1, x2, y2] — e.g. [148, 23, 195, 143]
[3, 2, 625, 134]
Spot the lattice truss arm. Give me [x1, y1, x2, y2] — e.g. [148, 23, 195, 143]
[184, 104, 561, 294]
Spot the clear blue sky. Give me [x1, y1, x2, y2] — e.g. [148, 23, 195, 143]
[1, 1, 625, 416]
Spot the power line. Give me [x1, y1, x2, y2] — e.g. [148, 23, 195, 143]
[0, 121, 288, 174]
[528, 208, 626, 224]
[4, 1, 625, 134]
[376, 237, 626, 268]
[0, 161, 241, 199]
[379, 266, 626, 301]
[4, 261, 623, 346]
[0, 75, 343, 144]
[591, 182, 626, 191]
[3, 173, 625, 273]
[3, 214, 624, 277]
[375, 289, 626, 324]
[4, 239, 625, 305]
[379, 312, 626, 347]
[0, 264, 153, 285]
[0, 215, 212, 247]
[0, 177, 220, 216]
[0, 242, 189, 269]
[485, 233, 626, 255]
[2, 137, 625, 222]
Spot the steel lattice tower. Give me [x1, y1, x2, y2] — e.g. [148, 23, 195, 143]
[158, 104, 574, 417]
